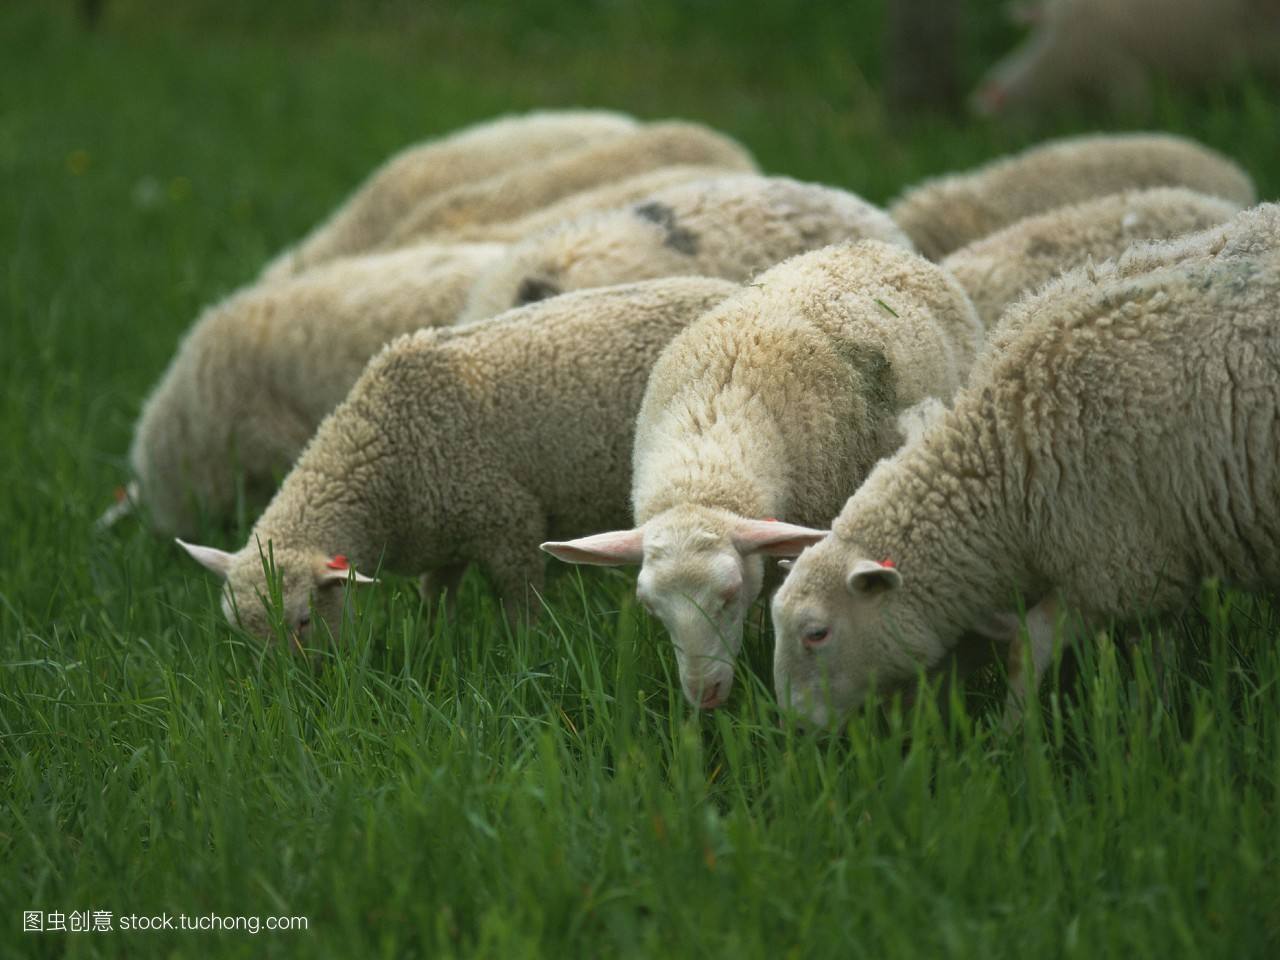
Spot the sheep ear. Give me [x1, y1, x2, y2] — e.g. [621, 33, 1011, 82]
[176, 538, 235, 579]
[316, 555, 378, 586]
[732, 519, 828, 558]
[541, 529, 644, 566]
[846, 559, 902, 596]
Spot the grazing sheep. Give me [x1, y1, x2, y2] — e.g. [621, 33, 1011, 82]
[261, 110, 638, 281]
[460, 174, 913, 321]
[889, 133, 1256, 260]
[445, 165, 751, 243]
[377, 122, 758, 251]
[972, 0, 1280, 118]
[771, 204, 1280, 730]
[175, 277, 740, 642]
[541, 241, 983, 710]
[123, 242, 505, 536]
[942, 187, 1241, 328]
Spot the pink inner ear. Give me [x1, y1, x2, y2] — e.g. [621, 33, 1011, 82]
[326, 555, 349, 570]
[541, 529, 644, 566]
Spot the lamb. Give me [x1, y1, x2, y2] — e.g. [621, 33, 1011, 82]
[175, 276, 740, 643]
[941, 187, 1241, 328]
[459, 174, 913, 322]
[771, 203, 1280, 730]
[376, 122, 758, 252]
[541, 241, 983, 710]
[121, 241, 506, 537]
[889, 133, 1256, 260]
[972, 0, 1280, 118]
[260, 109, 638, 281]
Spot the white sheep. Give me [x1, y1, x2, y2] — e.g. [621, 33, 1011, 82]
[376, 122, 758, 252]
[771, 203, 1280, 730]
[260, 110, 638, 281]
[460, 174, 913, 321]
[120, 241, 505, 536]
[175, 276, 740, 641]
[942, 187, 1241, 328]
[889, 132, 1256, 260]
[541, 241, 983, 709]
[972, 0, 1280, 118]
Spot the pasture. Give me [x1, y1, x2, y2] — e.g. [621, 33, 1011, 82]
[2, 2, 1278, 956]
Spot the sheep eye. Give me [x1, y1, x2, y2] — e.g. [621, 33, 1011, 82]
[297, 613, 311, 630]
[802, 626, 831, 649]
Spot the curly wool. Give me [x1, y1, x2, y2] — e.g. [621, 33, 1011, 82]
[773, 203, 1280, 725]
[443, 165, 751, 243]
[377, 121, 758, 252]
[889, 132, 1256, 260]
[128, 242, 504, 536]
[942, 187, 1241, 328]
[260, 110, 638, 280]
[460, 174, 913, 322]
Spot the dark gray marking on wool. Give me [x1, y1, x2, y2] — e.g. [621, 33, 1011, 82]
[515, 277, 560, 306]
[634, 201, 700, 256]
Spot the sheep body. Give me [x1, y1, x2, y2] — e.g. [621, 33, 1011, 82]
[542, 241, 982, 708]
[772, 203, 1280, 728]
[378, 122, 758, 251]
[972, 0, 1280, 118]
[261, 110, 638, 280]
[890, 133, 1256, 260]
[461, 174, 913, 321]
[176, 277, 741, 642]
[942, 187, 1241, 328]
[128, 242, 505, 536]
[445, 165, 750, 243]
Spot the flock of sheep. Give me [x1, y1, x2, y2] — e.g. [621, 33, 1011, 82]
[104, 109, 1279, 729]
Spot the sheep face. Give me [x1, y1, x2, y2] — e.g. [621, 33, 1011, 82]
[541, 509, 825, 710]
[771, 535, 939, 729]
[635, 509, 764, 710]
[177, 539, 375, 649]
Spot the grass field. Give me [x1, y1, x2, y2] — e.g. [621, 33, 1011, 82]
[3, 2, 1279, 957]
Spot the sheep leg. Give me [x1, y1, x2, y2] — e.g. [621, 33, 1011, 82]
[419, 564, 468, 618]
[469, 486, 548, 629]
[1002, 594, 1062, 730]
[486, 547, 547, 629]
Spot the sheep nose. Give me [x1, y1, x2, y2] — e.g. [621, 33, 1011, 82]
[686, 679, 726, 710]
[700, 683, 726, 709]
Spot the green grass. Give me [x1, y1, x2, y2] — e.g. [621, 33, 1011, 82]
[2, 3, 1279, 957]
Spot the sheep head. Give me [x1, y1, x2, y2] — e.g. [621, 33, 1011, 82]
[176, 538, 376, 649]
[771, 533, 948, 729]
[542, 507, 824, 710]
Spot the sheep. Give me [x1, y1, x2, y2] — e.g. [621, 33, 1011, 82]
[972, 0, 1280, 119]
[941, 187, 1241, 328]
[889, 133, 1256, 260]
[121, 241, 506, 537]
[541, 240, 984, 710]
[444, 165, 752, 243]
[260, 110, 638, 281]
[376, 122, 758, 252]
[459, 174, 914, 322]
[771, 203, 1280, 730]
[174, 276, 741, 642]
